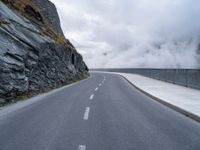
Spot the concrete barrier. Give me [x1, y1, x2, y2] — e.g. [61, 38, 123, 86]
[91, 69, 200, 90]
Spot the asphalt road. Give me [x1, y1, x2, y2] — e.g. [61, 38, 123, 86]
[0, 72, 200, 150]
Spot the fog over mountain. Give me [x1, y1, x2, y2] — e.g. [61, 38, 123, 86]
[50, 0, 200, 68]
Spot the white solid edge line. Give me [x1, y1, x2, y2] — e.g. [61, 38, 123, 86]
[78, 145, 86, 150]
[83, 107, 90, 120]
[90, 94, 94, 100]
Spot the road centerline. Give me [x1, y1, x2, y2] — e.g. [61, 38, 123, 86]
[95, 87, 99, 91]
[78, 145, 86, 150]
[83, 107, 90, 120]
[90, 94, 94, 100]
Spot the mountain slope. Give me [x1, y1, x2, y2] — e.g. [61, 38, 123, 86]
[0, 0, 88, 102]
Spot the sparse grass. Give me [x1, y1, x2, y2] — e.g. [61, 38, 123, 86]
[82, 72, 89, 79]
[15, 92, 37, 101]
[1, 0, 40, 18]
[41, 24, 66, 45]
[1, 0, 40, 16]
[1, 0, 66, 45]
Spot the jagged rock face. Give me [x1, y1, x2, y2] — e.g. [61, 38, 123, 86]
[30, 0, 64, 36]
[0, 1, 88, 101]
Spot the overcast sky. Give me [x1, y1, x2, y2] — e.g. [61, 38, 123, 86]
[50, 0, 200, 68]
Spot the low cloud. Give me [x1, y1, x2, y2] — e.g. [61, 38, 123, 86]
[50, 0, 200, 68]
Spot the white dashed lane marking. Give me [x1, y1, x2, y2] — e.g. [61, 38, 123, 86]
[83, 107, 90, 120]
[78, 145, 86, 150]
[95, 87, 99, 91]
[90, 94, 94, 100]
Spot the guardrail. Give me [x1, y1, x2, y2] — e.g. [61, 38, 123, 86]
[91, 68, 200, 90]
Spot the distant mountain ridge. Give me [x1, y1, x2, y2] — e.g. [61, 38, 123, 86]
[0, 0, 88, 102]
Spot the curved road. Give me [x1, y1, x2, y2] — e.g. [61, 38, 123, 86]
[0, 72, 200, 150]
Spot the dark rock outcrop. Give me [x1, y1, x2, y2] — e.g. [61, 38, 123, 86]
[0, 0, 88, 102]
[30, 0, 64, 36]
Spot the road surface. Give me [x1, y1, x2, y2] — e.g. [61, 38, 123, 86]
[0, 72, 200, 150]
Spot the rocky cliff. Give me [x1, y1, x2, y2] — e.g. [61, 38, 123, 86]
[0, 0, 88, 103]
